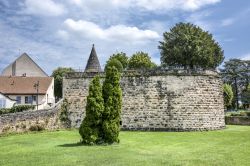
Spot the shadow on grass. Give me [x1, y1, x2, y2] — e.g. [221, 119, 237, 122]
[58, 142, 84, 147]
[58, 142, 119, 147]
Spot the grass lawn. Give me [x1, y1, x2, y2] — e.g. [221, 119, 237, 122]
[0, 125, 250, 166]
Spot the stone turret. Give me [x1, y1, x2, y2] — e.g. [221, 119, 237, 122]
[84, 44, 102, 72]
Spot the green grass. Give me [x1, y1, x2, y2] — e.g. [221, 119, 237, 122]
[0, 125, 250, 166]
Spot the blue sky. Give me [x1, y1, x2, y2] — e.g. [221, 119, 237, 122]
[0, 0, 249, 75]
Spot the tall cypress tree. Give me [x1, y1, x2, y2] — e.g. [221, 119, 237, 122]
[102, 66, 122, 144]
[79, 76, 104, 145]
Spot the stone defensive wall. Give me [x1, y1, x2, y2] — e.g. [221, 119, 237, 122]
[63, 69, 225, 131]
[0, 100, 63, 134]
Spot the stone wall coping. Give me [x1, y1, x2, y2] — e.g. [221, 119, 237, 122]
[65, 69, 219, 79]
[0, 99, 63, 118]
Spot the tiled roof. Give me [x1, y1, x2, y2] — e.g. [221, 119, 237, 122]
[0, 76, 53, 95]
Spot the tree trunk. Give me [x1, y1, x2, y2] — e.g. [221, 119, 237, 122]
[234, 77, 239, 110]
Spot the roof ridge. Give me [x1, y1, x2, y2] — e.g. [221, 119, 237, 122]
[1, 52, 48, 77]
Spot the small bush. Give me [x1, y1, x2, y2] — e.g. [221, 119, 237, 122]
[230, 112, 241, 116]
[0, 105, 35, 115]
[11, 105, 35, 113]
[243, 111, 250, 117]
[227, 111, 250, 117]
[59, 99, 71, 127]
[223, 84, 233, 109]
[29, 125, 44, 131]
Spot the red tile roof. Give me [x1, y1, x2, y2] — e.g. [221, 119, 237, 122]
[0, 76, 53, 95]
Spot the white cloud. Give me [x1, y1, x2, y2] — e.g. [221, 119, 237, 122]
[141, 20, 170, 34]
[241, 53, 250, 60]
[57, 30, 69, 40]
[186, 11, 213, 31]
[70, 0, 221, 12]
[63, 19, 160, 42]
[220, 8, 250, 27]
[23, 0, 66, 16]
[134, 0, 220, 11]
[221, 18, 234, 27]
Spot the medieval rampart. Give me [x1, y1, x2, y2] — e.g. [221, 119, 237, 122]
[63, 69, 225, 131]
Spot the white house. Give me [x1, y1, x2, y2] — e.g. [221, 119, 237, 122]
[0, 93, 16, 109]
[0, 52, 55, 110]
[0, 76, 55, 110]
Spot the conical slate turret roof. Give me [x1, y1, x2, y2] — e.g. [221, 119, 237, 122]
[84, 44, 102, 72]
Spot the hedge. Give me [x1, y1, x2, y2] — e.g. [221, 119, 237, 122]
[0, 105, 35, 115]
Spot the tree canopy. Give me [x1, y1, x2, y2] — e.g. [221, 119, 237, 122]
[220, 59, 250, 109]
[241, 84, 250, 108]
[158, 22, 224, 69]
[108, 52, 129, 69]
[128, 51, 157, 70]
[105, 58, 123, 73]
[51, 67, 74, 100]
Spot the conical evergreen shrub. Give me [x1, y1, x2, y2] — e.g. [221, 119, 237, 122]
[102, 66, 122, 143]
[79, 76, 104, 145]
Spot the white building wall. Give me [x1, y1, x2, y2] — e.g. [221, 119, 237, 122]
[1, 65, 12, 76]
[46, 78, 55, 105]
[15, 55, 47, 77]
[1, 54, 47, 77]
[0, 93, 16, 108]
[8, 95, 46, 110]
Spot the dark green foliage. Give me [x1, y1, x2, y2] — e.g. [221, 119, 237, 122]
[79, 76, 104, 145]
[59, 99, 71, 127]
[102, 66, 122, 144]
[128, 51, 157, 70]
[108, 52, 129, 69]
[51, 67, 74, 100]
[223, 84, 233, 109]
[220, 59, 250, 109]
[0, 105, 35, 115]
[226, 111, 250, 117]
[159, 22, 224, 69]
[242, 84, 250, 107]
[105, 59, 123, 73]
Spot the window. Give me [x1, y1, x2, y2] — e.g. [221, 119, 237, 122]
[33, 96, 37, 102]
[16, 96, 21, 104]
[0, 99, 6, 108]
[25, 96, 33, 104]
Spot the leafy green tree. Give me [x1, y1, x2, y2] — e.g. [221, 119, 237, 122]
[223, 84, 234, 109]
[158, 22, 224, 69]
[220, 59, 250, 110]
[102, 66, 122, 143]
[109, 52, 129, 69]
[242, 84, 250, 109]
[128, 51, 157, 70]
[51, 67, 74, 100]
[105, 58, 123, 73]
[79, 76, 104, 145]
